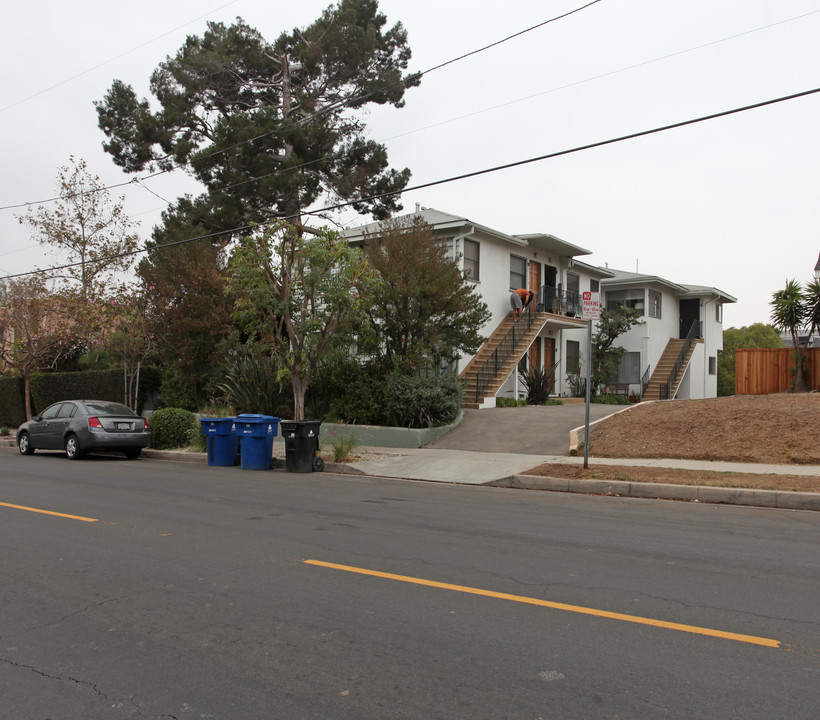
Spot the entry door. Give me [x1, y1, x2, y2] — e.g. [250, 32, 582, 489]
[543, 338, 555, 393]
[679, 299, 700, 339]
[529, 261, 541, 297]
[528, 337, 541, 374]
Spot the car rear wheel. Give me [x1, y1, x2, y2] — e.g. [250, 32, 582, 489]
[124, 448, 142, 460]
[18, 432, 34, 455]
[65, 434, 84, 460]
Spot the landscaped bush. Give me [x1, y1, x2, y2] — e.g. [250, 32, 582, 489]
[149, 407, 198, 449]
[384, 373, 463, 428]
[159, 371, 198, 412]
[0, 377, 26, 427]
[592, 394, 630, 405]
[521, 367, 554, 404]
[496, 397, 526, 407]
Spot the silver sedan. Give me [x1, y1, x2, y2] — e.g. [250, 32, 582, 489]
[16, 400, 151, 460]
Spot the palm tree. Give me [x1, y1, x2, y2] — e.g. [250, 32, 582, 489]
[769, 279, 809, 392]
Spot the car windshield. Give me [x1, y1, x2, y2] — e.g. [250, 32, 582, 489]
[82, 401, 137, 417]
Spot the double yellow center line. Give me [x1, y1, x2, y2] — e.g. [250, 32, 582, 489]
[305, 559, 782, 649]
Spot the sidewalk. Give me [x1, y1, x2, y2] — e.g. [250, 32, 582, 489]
[318, 446, 820, 511]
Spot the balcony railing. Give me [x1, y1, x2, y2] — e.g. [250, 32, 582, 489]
[537, 285, 582, 318]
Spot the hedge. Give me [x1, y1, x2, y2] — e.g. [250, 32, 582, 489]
[0, 377, 26, 427]
[11, 367, 163, 418]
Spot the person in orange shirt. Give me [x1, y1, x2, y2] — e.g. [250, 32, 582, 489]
[510, 288, 534, 322]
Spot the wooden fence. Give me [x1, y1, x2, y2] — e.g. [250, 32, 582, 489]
[735, 348, 820, 394]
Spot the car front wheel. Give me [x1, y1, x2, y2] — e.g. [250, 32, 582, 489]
[18, 432, 34, 455]
[65, 434, 84, 460]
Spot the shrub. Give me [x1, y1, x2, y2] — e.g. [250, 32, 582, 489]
[496, 397, 526, 407]
[149, 407, 198, 449]
[160, 372, 198, 412]
[592, 394, 630, 405]
[329, 430, 360, 462]
[521, 367, 554, 404]
[384, 373, 463, 428]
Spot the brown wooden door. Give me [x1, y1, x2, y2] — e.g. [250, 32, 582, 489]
[529, 261, 541, 297]
[543, 337, 555, 392]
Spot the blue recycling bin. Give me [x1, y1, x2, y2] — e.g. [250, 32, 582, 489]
[200, 417, 238, 467]
[235, 414, 280, 470]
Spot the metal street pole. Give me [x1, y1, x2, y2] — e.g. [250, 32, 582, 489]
[584, 317, 592, 469]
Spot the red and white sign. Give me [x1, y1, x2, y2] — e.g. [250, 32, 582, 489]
[582, 291, 600, 320]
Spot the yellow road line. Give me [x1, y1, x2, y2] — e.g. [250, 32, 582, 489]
[0, 501, 98, 523]
[305, 559, 781, 649]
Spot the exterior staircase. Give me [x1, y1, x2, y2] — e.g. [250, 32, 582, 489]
[643, 337, 702, 400]
[460, 310, 548, 409]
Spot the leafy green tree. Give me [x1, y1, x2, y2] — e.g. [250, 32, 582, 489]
[137, 204, 233, 400]
[95, 1, 420, 230]
[227, 222, 380, 420]
[717, 323, 784, 396]
[770, 279, 810, 391]
[0, 278, 79, 419]
[362, 217, 491, 372]
[590, 306, 642, 394]
[17, 157, 139, 316]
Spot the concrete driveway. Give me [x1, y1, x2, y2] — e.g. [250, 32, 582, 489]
[425, 403, 629, 455]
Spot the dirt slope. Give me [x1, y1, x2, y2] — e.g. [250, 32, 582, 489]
[526, 394, 820, 493]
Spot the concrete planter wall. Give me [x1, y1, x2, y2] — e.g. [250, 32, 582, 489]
[320, 411, 463, 449]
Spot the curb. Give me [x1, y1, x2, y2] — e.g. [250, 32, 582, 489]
[489, 474, 820, 511]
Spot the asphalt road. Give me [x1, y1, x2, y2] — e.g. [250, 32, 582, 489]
[2, 447, 819, 719]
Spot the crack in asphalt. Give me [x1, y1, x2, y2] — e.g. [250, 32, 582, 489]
[0, 656, 179, 718]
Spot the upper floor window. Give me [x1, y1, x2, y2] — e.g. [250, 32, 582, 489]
[566, 273, 580, 304]
[605, 288, 644, 313]
[463, 239, 479, 281]
[648, 289, 662, 319]
[590, 279, 599, 293]
[510, 255, 526, 289]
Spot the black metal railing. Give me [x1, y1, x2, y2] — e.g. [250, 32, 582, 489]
[660, 321, 698, 400]
[474, 305, 539, 402]
[640, 364, 651, 399]
[537, 285, 582, 318]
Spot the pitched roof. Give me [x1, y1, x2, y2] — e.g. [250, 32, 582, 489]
[602, 268, 736, 303]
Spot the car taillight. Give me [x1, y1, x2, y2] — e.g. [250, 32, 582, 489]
[88, 417, 103, 429]
[143, 418, 150, 430]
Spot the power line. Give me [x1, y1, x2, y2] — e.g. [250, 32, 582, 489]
[0, 0, 604, 212]
[0, 0, 241, 114]
[4, 85, 818, 282]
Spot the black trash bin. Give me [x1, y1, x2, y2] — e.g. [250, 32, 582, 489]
[280, 420, 324, 473]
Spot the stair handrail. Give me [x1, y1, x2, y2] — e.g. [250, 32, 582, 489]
[662, 321, 697, 400]
[474, 306, 539, 402]
[640, 364, 651, 399]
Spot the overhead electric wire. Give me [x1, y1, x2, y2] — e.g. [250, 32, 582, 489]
[102, 5, 820, 208]
[0, 0, 605, 212]
[0, 0, 241, 114]
[4, 84, 819, 282]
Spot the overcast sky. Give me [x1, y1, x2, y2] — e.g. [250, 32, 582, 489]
[2, 0, 819, 327]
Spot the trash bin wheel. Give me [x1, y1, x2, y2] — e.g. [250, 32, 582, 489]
[270, 457, 278, 469]
[312, 456, 325, 472]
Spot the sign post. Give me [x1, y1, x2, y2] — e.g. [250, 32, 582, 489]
[581, 292, 600, 469]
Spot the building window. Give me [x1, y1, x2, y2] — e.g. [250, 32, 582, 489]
[616, 352, 640, 384]
[566, 340, 580, 374]
[648, 289, 662, 319]
[708, 356, 717, 375]
[605, 289, 645, 313]
[590, 279, 599, 293]
[510, 255, 526, 289]
[463, 239, 479, 281]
